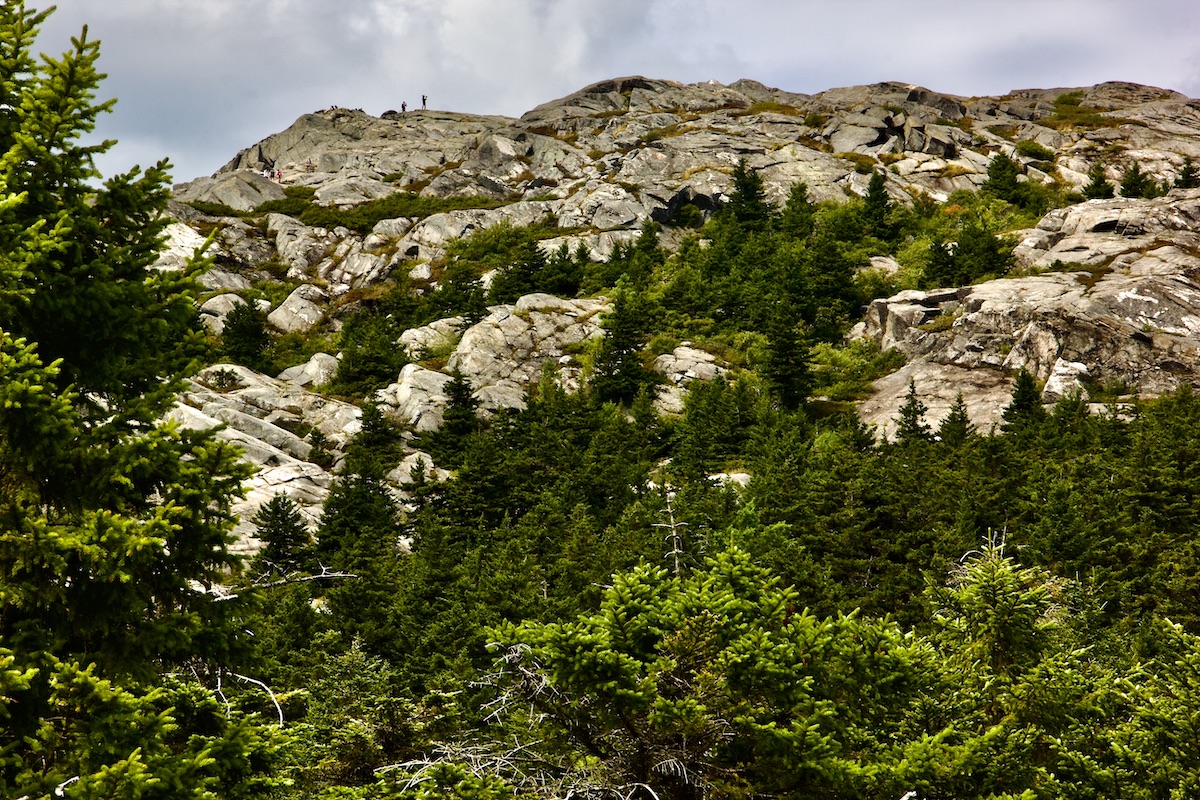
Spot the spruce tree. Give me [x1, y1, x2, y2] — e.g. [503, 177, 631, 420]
[1175, 156, 1200, 190]
[1119, 161, 1157, 198]
[722, 158, 773, 229]
[590, 277, 653, 405]
[1001, 367, 1047, 435]
[937, 392, 976, 447]
[251, 493, 313, 576]
[0, 5, 284, 796]
[981, 152, 1024, 206]
[895, 378, 933, 444]
[1083, 162, 1115, 199]
[863, 170, 892, 240]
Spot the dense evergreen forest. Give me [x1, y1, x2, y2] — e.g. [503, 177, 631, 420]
[9, 4, 1200, 799]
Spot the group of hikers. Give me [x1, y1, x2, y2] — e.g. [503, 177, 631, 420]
[258, 93, 430, 179]
[401, 94, 427, 114]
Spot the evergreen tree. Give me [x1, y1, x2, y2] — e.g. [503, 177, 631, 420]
[895, 378, 932, 444]
[937, 392, 976, 446]
[488, 237, 546, 303]
[428, 370, 481, 467]
[221, 298, 270, 368]
[1084, 162, 1115, 199]
[0, 5, 284, 796]
[1175, 156, 1200, 189]
[1001, 367, 1047, 435]
[1119, 161, 1157, 198]
[862, 170, 892, 240]
[778, 180, 815, 240]
[590, 277, 653, 405]
[251, 493, 313, 576]
[343, 401, 404, 478]
[981, 151, 1024, 206]
[722, 158, 773, 229]
[763, 301, 810, 410]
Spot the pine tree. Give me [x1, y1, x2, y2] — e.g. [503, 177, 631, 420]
[251, 493, 313, 576]
[895, 378, 933, 444]
[1175, 156, 1200, 190]
[1083, 162, 1115, 199]
[590, 277, 653, 405]
[0, 5, 284, 796]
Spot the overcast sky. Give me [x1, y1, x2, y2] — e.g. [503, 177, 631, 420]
[34, 0, 1200, 185]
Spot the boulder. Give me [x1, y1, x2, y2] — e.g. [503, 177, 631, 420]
[376, 363, 454, 431]
[268, 284, 328, 333]
[277, 352, 340, 388]
[858, 193, 1200, 433]
[173, 170, 286, 211]
[154, 222, 208, 271]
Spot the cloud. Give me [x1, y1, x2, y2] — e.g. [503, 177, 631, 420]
[31, 0, 1200, 183]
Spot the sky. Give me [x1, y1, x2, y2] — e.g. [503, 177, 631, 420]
[33, 0, 1200, 186]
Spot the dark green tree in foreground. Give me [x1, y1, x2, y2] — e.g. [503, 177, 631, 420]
[0, 4, 284, 797]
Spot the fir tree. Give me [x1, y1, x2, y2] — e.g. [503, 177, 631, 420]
[1083, 162, 1115, 199]
[251, 493, 313, 576]
[895, 378, 933, 444]
[0, 5, 284, 796]
[1175, 156, 1200, 189]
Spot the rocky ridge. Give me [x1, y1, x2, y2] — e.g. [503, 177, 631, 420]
[162, 76, 1200, 543]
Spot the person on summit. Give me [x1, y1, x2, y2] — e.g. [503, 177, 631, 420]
[422, 94, 427, 109]
[401, 101, 407, 113]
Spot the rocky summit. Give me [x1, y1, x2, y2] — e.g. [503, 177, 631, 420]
[167, 75, 1200, 541]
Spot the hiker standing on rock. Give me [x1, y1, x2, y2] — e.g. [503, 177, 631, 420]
[422, 94, 427, 109]
[401, 101, 407, 114]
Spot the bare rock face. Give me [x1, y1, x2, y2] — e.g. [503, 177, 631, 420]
[448, 293, 609, 411]
[268, 284, 328, 333]
[858, 191, 1200, 438]
[174, 171, 286, 211]
[169, 365, 362, 551]
[377, 293, 610, 428]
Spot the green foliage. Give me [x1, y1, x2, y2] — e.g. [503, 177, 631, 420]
[294, 191, 509, 234]
[1119, 161, 1161, 198]
[1044, 91, 1125, 130]
[1083, 162, 1115, 199]
[490, 546, 926, 800]
[0, 5, 282, 796]
[251, 493, 314, 577]
[590, 277, 656, 405]
[1014, 139, 1056, 162]
[1175, 155, 1200, 189]
[221, 298, 271, 368]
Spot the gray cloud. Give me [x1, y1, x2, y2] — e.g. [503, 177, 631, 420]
[33, 0, 1200, 184]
